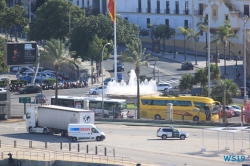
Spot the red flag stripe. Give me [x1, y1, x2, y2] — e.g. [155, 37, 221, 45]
[108, 0, 116, 23]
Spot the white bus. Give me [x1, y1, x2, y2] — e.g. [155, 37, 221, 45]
[51, 95, 127, 118]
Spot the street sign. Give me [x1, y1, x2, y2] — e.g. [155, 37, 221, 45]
[19, 97, 31, 103]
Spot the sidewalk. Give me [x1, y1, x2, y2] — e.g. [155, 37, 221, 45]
[142, 41, 244, 87]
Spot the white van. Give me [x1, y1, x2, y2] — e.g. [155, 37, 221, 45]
[68, 124, 105, 142]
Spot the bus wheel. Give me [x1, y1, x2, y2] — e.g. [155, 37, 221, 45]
[154, 114, 161, 120]
[43, 128, 48, 134]
[72, 137, 77, 142]
[193, 116, 199, 121]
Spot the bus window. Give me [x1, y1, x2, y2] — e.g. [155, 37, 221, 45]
[51, 98, 55, 105]
[141, 100, 152, 105]
[89, 101, 101, 109]
[152, 100, 167, 106]
[58, 99, 64, 106]
[178, 101, 192, 106]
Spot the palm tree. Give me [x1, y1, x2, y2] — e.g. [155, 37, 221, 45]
[178, 74, 194, 93]
[40, 39, 79, 105]
[119, 39, 158, 119]
[177, 26, 194, 61]
[211, 20, 238, 75]
[187, 31, 200, 65]
[211, 79, 238, 122]
[197, 17, 208, 67]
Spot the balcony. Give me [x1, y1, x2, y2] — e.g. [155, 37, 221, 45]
[137, 8, 142, 13]
[194, 10, 203, 15]
[183, 10, 189, 15]
[155, 9, 161, 14]
[146, 8, 151, 13]
[164, 9, 170, 14]
[174, 9, 179, 14]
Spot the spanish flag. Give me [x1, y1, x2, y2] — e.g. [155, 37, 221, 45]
[108, 0, 116, 23]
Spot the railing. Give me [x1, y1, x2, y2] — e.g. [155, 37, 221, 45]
[155, 9, 161, 14]
[146, 8, 151, 13]
[193, 10, 203, 15]
[164, 9, 170, 14]
[174, 9, 179, 14]
[183, 10, 189, 15]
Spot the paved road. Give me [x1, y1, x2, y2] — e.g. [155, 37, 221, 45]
[0, 122, 247, 165]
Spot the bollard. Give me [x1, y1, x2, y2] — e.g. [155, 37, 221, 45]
[136, 164, 141, 166]
[113, 148, 115, 157]
[78, 143, 80, 152]
[43, 153, 45, 160]
[95, 146, 97, 155]
[60, 142, 62, 150]
[86, 145, 88, 153]
[69, 143, 71, 151]
[1, 152, 3, 159]
[104, 147, 107, 156]
[29, 140, 32, 148]
[14, 140, 16, 148]
[0, 139, 1, 148]
[45, 141, 47, 149]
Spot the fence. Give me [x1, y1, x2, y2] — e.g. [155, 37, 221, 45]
[11, 103, 40, 118]
[0, 140, 131, 165]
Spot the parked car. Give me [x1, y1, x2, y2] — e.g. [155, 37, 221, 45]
[167, 86, 191, 95]
[89, 86, 107, 95]
[45, 72, 62, 81]
[156, 83, 172, 92]
[117, 72, 124, 82]
[181, 61, 194, 70]
[239, 87, 250, 96]
[60, 72, 69, 80]
[19, 76, 32, 83]
[10, 66, 19, 72]
[219, 107, 233, 118]
[34, 94, 47, 104]
[0, 88, 7, 93]
[18, 85, 41, 94]
[103, 77, 116, 85]
[113, 62, 124, 71]
[227, 105, 241, 116]
[156, 127, 189, 140]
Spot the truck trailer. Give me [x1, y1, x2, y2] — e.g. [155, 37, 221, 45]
[25, 105, 95, 136]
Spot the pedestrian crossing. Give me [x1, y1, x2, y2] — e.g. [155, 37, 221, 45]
[159, 79, 180, 85]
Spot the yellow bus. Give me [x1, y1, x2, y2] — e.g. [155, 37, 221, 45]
[140, 96, 219, 122]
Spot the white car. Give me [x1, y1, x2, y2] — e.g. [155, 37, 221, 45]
[229, 105, 242, 116]
[89, 86, 107, 95]
[0, 88, 7, 93]
[156, 127, 189, 140]
[156, 83, 172, 92]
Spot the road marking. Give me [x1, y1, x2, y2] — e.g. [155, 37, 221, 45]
[149, 65, 175, 75]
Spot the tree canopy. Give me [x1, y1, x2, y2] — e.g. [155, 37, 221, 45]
[29, 0, 85, 41]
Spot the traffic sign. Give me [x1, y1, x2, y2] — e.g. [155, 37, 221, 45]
[19, 97, 31, 103]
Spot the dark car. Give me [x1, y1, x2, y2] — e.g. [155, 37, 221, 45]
[35, 94, 47, 103]
[239, 87, 250, 96]
[113, 62, 124, 71]
[103, 77, 115, 85]
[18, 85, 41, 94]
[181, 61, 194, 70]
[117, 72, 124, 82]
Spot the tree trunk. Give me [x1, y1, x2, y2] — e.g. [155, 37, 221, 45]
[135, 67, 140, 119]
[15, 25, 17, 42]
[224, 45, 226, 75]
[195, 41, 197, 65]
[55, 65, 59, 105]
[91, 60, 93, 85]
[162, 36, 165, 55]
[151, 38, 154, 52]
[184, 35, 186, 61]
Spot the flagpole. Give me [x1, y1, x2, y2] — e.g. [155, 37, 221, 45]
[114, 19, 117, 82]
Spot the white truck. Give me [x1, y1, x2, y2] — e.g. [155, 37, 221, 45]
[68, 124, 105, 142]
[25, 105, 95, 136]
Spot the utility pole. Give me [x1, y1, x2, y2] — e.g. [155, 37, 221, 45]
[207, 0, 211, 97]
[243, 15, 248, 104]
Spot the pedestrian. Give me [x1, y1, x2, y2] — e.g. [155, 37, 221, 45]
[93, 74, 96, 83]
[237, 72, 241, 80]
[96, 74, 100, 83]
[10, 35, 12, 42]
[127, 111, 130, 119]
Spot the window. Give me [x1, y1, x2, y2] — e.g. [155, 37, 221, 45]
[147, 0, 151, 13]
[165, 19, 169, 26]
[199, 4, 203, 15]
[184, 20, 188, 28]
[141, 99, 152, 105]
[124, 17, 128, 20]
[138, 0, 141, 12]
[178, 100, 192, 106]
[87, 0, 89, 7]
[193, 102, 210, 113]
[166, 1, 170, 14]
[153, 100, 167, 106]
[175, 1, 179, 14]
[89, 101, 101, 109]
[163, 129, 172, 132]
[185, 1, 189, 14]
[225, 15, 229, 20]
[157, 0, 160, 13]
[147, 18, 150, 27]
[82, 0, 84, 7]
[244, 5, 249, 17]
[77, 0, 79, 6]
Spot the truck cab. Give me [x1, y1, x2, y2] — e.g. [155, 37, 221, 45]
[68, 124, 105, 142]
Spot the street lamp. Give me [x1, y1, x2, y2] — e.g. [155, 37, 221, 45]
[69, 6, 72, 33]
[101, 43, 110, 117]
[194, 37, 199, 65]
[243, 15, 248, 104]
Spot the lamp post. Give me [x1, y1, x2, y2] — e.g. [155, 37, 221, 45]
[243, 15, 248, 104]
[194, 37, 199, 65]
[207, 0, 211, 97]
[69, 6, 71, 33]
[101, 43, 110, 117]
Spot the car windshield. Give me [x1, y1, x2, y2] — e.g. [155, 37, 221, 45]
[104, 78, 111, 82]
